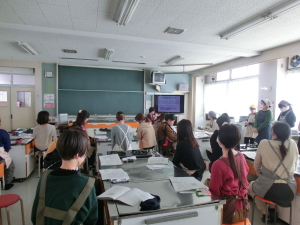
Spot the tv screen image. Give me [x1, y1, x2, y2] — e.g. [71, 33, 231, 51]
[154, 95, 184, 113]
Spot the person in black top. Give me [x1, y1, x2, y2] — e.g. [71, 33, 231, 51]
[209, 115, 230, 172]
[173, 119, 205, 181]
[277, 100, 296, 128]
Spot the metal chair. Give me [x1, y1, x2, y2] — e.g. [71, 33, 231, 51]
[223, 218, 251, 225]
[251, 195, 292, 225]
[0, 194, 25, 225]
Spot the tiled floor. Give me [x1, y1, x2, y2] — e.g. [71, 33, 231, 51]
[0, 169, 286, 225]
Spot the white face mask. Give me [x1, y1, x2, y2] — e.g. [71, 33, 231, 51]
[280, 107, 288, 112]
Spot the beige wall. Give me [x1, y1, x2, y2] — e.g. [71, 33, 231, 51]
[0, 59, 42, 117]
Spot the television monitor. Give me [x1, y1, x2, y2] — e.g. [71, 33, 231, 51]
[154, 95, 184, 114]
[150, 71, 166, 84]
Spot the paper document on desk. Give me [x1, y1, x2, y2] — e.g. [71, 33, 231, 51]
[99, 168, 129, 180]
[99, 154, 122, 166]
[98, 186, 154, 206]
[147, 157, 168, 165]
[95, 135, 108, 139]
[169, 177, 208, 192]
[95, 131, 107, 135]
[146, 165, 168, 170]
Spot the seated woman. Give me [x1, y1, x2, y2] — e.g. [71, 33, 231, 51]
[111, 111, 133, 151]
[33, 111, 57, 168]
[72, 110, 96, 170]
[208, 115, 230, 171]
[135, 113, 157, 150]
[173, 119, 205, 181]
[209, 124, 249, 224]
[204, 111, 218, 132]
[157, 114, 177, 154]
[31, 128, 98, 225]
[249, 122, 298, 223]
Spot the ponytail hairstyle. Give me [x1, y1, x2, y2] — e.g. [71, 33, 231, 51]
[272, 122, 290, 160]
[135, 113, 151, 123]
[73, 110, 90, 127]
[218, 124, 241, 178]
[177, 119, 199, 149]
[278, 100, 293, 111]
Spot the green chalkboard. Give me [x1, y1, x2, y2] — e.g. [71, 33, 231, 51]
[58, 65, 144, 115]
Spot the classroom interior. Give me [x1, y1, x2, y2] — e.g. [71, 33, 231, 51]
[1, 0, 300, 224]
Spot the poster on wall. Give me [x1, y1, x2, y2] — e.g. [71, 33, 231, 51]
[44, 94, 55, 101]
[44, 101, 54, 108]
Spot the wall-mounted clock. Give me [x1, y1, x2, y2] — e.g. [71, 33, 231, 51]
[45, 71, 54, 78]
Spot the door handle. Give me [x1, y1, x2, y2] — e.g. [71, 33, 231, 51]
[145, 211, 198, 224]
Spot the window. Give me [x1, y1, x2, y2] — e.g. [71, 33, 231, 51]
[231, 64, 259, 79]
[204, 77, 258, 121]
[13, 75, 35, 85]
[0, 74, 11, 84]
[17, 91, 31, 107]
[285, 71, 300, 120]
[217, 70, 230, 81]
[0, 91, 8, 107]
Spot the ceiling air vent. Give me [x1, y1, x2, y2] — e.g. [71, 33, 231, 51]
[164, 27, 185, 35]
[63, 49, 77, 53]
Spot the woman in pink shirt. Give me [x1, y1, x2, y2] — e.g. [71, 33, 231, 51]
[209, 124, 249, 224]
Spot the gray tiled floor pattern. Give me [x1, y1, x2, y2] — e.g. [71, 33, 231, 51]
[0, 169, 286, 225]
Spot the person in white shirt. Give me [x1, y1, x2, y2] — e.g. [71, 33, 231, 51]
[205, 111, 218, 132]
[33, 111, 57, 167]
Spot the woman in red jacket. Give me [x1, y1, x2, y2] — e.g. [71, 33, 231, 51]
[209, 124, 249, 224]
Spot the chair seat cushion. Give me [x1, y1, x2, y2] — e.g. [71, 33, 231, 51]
[0, 194, 20, 208]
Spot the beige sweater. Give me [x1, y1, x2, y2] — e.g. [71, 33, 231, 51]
[136, 121, 157, 149]
[254, 139, 299, 183]
[33, 124, 57, 150]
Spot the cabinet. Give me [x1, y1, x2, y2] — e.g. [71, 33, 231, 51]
[9, 140, 36, 180]
[196, 138, 211, 160]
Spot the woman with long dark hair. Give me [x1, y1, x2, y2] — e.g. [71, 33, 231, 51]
[209, 124, 249, 224]
[249, 122, 298, 223]
[208, 115, 230, 171]
[73, 110, 90, 131]
[173, 119, 205, 181]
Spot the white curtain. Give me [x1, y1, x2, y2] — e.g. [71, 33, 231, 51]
[204, 77, 258, 120]
[204, 81, 228, 116]
[285, 70, 300, 120]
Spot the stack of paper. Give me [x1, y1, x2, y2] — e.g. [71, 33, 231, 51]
[98, 186, 154, 206]
[95, 131, 107, 135]
[169, 177, 208, 192]
[147, 157, 168, 165]
[99, 168, 129, 180]
[99, 154, 123, 166]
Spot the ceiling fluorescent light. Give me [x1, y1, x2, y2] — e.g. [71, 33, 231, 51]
[165, 56, 184, 65]
[18, 42, 38, 55]
[220, 0, 300, 39]
[112, 60, 146, 65]
[104, 49, 115, 60]
[59, 57, 98, 61]
[115, 0, 140, 26]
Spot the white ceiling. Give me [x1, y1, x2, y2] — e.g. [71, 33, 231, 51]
[0, 0, 299, 72]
